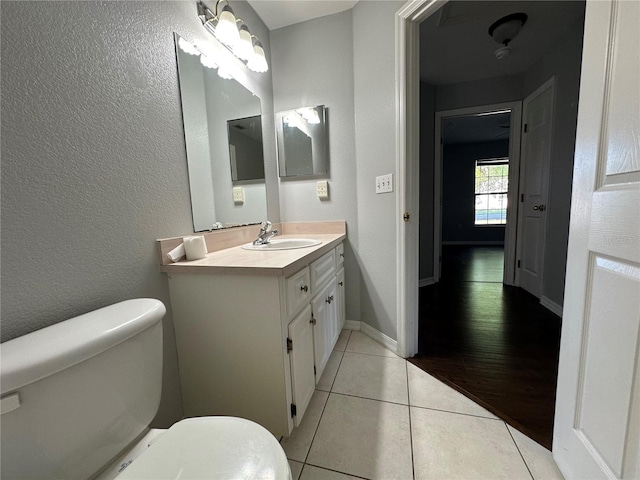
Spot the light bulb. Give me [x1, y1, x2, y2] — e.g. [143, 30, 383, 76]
[235, 24, 254, 61]
[200, 54, 218, 69]
[247, 40, 268, 73]
[216, 4, 240, 47]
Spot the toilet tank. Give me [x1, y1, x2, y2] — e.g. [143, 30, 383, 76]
[0, 299, 166, 480]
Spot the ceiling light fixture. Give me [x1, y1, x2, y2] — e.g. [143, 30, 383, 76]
[197, 1, 268, 73]
[488, 12, 528, 60]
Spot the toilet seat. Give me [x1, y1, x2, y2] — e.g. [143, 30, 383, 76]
[116, 417, 291, 480]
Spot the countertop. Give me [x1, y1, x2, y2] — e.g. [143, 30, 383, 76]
[160, 233, 346, 277]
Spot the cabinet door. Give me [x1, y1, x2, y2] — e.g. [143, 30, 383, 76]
[288, 305, 315, 427]
[336, 268, 346, 331]
[311, 282, 337, 381]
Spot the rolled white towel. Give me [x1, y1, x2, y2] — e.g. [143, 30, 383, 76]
[183, 235, 208, 260]
[167, 243, 186, 263]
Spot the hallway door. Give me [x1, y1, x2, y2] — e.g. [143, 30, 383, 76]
[553, 1, 640, 478]
[517, 80, 554, 299]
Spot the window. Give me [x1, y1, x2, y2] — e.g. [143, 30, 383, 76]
[475, 158, 508, 225]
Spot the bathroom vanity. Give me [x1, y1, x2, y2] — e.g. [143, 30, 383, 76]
[159, 222, 346, 437]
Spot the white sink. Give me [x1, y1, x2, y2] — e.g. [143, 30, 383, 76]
[241, 238, 322, 251]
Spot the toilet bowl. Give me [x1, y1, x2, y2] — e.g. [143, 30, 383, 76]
[0, 299, 291, 480]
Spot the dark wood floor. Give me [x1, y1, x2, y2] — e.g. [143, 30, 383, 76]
[409, 245, 562, 449]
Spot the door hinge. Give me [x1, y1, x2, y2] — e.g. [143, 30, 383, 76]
[524, 123, 528, 133]
[517, 260, 521, 268]
[314, 365, 317, 375]
[310, 315, 317, 325]
[291, 403, 297, 417]
[440, 136, 443, 145]
[520, 193, 524, 202]
[287, 338, 293, 353]
[403, 212, 410, 222]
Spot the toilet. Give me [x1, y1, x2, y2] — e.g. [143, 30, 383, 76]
[0, 299, 291, 480]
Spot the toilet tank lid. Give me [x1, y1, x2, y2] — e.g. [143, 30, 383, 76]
[1, 299, 166, 395]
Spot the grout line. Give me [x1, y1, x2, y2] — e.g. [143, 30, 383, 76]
[409, 403, 503, 421]
[330, 391, 409, 407]
[506, 423, 535, 480]
[301, 390, 331, 465]
[303, 462, 372, 480]
[343, 349, 402, 359]
[406, 360, 416, 480]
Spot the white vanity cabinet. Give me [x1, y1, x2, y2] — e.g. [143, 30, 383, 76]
[166, 241, 345, 437]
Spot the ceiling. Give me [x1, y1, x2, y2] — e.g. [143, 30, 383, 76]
[443, 112, 511, 145]
[246, 0, 359, 30]
[420, 1, 585, 85]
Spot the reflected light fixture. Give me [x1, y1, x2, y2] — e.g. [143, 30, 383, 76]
[488, 12, 528, 60]
[197, 1, 269, 73]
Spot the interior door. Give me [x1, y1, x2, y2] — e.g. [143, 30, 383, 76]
[288, 305, 315, 427]
[517, 80, 554, 298]
[553, 1, 640, 478]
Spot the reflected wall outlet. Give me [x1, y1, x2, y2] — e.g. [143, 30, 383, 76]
[232, 186, 244, 204]
[316, 180, 329, 200]
[376, 174, 393, 194]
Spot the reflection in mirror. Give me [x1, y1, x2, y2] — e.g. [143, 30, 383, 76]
[276, 105, 328, 177]
[174, 33, 267, 232]
[227, 116, 265, 181]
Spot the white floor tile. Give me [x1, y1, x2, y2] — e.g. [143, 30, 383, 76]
[411, 407, 532, 480]
[408, 362, 497, 418]
[281, 390, 330, 462]
[317, 350, 344, 392]
[300, 465, 360, 480]
[345, 331, 398, 357]
[307, 393, 413, 480]
[334, 330, 351, 352]
[332, 352, 408, 404]
[508, 425, 564, 480]
[289, 460, 304, 480]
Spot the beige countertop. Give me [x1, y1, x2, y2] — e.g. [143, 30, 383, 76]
[160, 233, 346, 277]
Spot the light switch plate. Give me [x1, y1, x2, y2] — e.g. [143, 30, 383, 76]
[375, 174, 393, 194]
[232, 186, 244, 204]
[317, 180, 329, 200]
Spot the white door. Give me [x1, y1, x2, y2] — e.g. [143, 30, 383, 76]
[517, 80, 554, 298]
[288, 305, 315, 427]
[553, 1, 640, 478]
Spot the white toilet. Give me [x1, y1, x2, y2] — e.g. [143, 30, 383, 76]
[0, 299, 291, 479]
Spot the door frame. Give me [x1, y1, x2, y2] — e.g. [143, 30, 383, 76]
[433, 102, 523, 286]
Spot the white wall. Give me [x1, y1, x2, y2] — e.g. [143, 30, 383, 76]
[353, 0, 406, 339]
[270, 10, 361, 322]
[0, 0, 275, 427]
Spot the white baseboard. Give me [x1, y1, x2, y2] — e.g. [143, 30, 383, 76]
[359, 322, 399, 355]
[344, 320, 361, 331]
[419, 277, 435, 287]
[442, 241, 505, 246]
[541, 296, 563, 318]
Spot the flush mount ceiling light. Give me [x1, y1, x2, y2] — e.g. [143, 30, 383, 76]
[197, 1, 268, 73]
[488, 12, 528, 60]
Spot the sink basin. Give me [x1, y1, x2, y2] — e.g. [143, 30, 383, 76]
[241, 238, 322, 251]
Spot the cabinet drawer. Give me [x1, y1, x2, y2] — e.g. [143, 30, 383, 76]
[335, 243, 344, 269]
[286, 267, 311, 318]
[310, 250, 336, 292]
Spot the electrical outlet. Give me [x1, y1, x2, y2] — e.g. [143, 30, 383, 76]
[232, 186, 244, 204]
[375, 174, 393, 194]
[317, 180, 329, 200]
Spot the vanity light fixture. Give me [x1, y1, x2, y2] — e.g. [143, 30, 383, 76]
[488, 12, 528, 60]
[197, 1, 269, 73]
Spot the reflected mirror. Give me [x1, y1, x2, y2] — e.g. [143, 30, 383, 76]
[276, 105, 328, 177]
[174, 33, 267, 232]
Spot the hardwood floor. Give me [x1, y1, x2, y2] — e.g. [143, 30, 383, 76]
[410, 245, 562, 449]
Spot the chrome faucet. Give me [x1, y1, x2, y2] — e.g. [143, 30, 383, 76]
[253, 221, 279, 245]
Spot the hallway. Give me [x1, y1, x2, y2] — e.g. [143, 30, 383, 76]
[410, 245, 562, 449]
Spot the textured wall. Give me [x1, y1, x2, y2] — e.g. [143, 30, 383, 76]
[353, 0, 405, 340]
[0, 0, 275, 427]
[270, 10, 361, 322]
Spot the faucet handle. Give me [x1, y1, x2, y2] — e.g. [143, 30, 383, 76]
[260, 221, 272, 232]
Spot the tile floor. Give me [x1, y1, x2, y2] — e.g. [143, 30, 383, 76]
[280, 329, 565, 480]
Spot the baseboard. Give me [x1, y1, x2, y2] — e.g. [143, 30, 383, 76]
[442, 241, 505, 246]
[419, 277, 435, 287]
[540, 296, 563, 318]
[359, 322, 398, 355]
[344, 320, 361, 331]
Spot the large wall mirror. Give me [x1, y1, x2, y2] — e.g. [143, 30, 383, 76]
[276, 105, 329, 177]
[174, 33, 267, 232]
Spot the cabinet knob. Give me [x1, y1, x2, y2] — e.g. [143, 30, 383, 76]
[340, 253, 344, 258]
[338, 281, 344, 286]
[300, 285, 308, 292]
